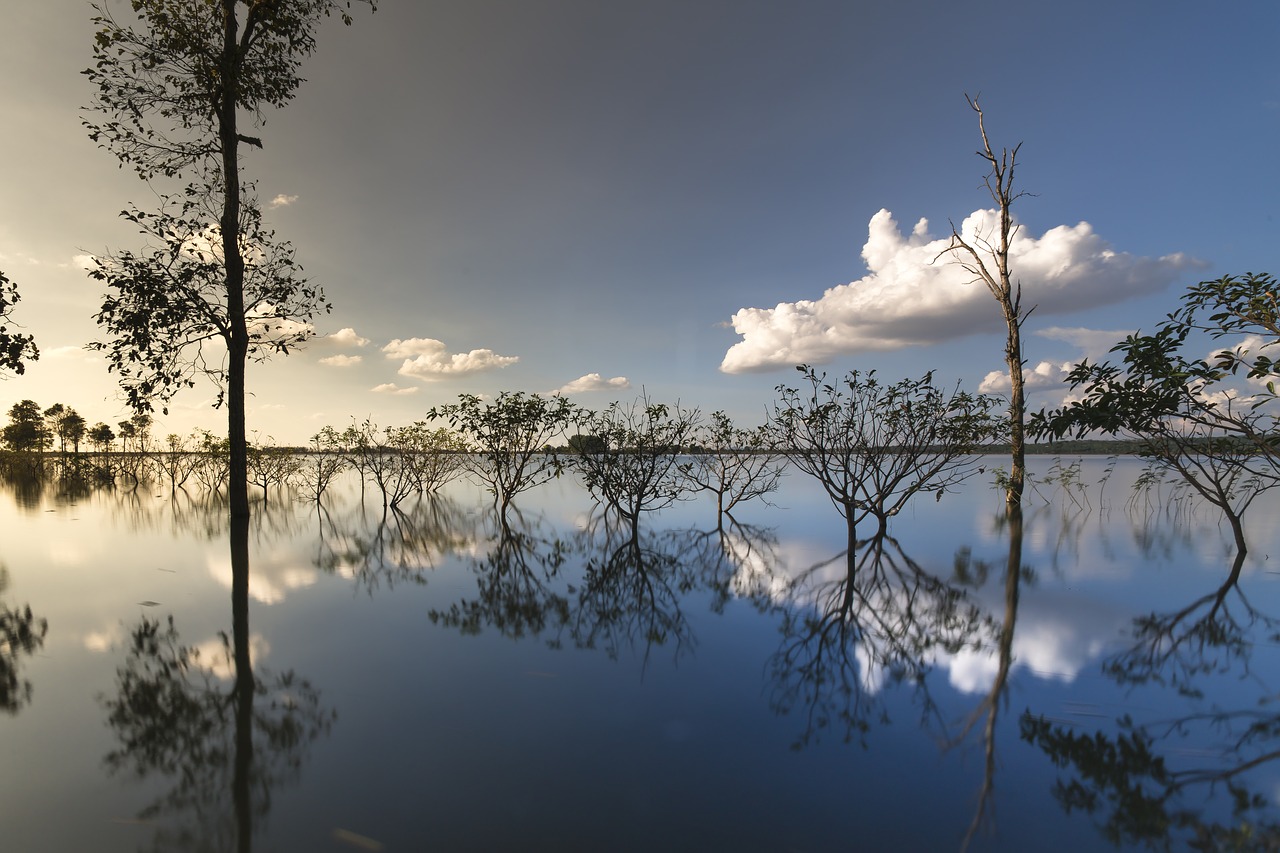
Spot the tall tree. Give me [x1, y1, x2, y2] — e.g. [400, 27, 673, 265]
[941, 97, 1030, 510]
[84, 0, 375, 521]
[2, 400, 45, 453]
[0, 270, 38, 377]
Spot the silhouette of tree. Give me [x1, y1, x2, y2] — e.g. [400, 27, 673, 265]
[0, 269, 37, 377]
[84, 0, 376, 525]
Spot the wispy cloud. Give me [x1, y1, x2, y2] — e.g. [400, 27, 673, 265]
[269, 194, 299, 208]
[720, 209, 1202, 374]
[319, 354, 362, 367]
[371, 383, 419, 395]
[383, 337, 518, 381]
[553, 373, 631, 395]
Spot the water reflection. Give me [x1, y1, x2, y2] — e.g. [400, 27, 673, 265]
[766, 530, 994, 749]
[101, 517, 333, 851]
[316, 492, 475, 591]
[568, 511, 701, 666]
[428, 509, 571, 640]
[0, 565, 46, 714]
[951, 504, 1026, 850]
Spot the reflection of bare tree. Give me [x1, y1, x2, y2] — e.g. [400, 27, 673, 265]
[768, 531, 992, 750]
[0, 565, 46, 715]
[950, 503, 1025, 851]
[101, 517, 333, 852]
[316, 493, 475, 592]
[428, 509, 570, 640]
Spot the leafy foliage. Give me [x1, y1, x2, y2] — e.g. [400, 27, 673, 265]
[0, 270, 38, 377]
[571, 395, 700, 527]
[88, 191, 327, 413]
[429, 392, 580, 515]
[770, 366, 1004, 533]
[1032, 273, 1280, 545]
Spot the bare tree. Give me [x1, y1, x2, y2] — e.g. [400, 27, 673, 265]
[941, 96, 1031, 509]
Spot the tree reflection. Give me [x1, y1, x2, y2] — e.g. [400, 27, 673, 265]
[567, 511, 699, 668]
[673, 519, 784, 615]
[1021, 709, 1280, 849]
[316, 493, 475, 592]
[1023, 540, 1280, 848]
[0, 565, 46, 715]
[950, 503, 1026, 851]
[767, 530, 992, 749]
[101, 517, 334, 852]
[428, 508, 571, 640]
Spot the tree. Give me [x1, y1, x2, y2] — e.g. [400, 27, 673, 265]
[0, 270, 38, 377]
[769, 366, 1003, 546]
[1032, 273, 1280, 557]
[2, 400, 45, 453]
[570, 395, 700, 537]
[429, 392, 581, 520]
[680, 411, 784, 525]
[84, 0, 376, 522]
[941, 97, 1031, 510]
[59, 410, 88, 456]
[88, 422, 116, 455]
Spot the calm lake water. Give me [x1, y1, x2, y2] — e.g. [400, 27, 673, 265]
[2, 455, 1279, 852]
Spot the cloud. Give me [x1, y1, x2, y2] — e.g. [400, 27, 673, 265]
[1036, 326, 1134, 362]
[720, 209, 1202, 373]
[553, 373, 631, 395]
[319, 354, 362, 367]
[326, 327, 370, 348]
[269, 194, 298, 208]
[372, 383, 419, 395]
[383, 337, 519, 381]
[978, 360, 1073, 395]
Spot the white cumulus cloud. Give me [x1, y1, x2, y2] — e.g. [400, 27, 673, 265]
[720, 208, 1202, 374]
[978, 360, 1074, 395]
[326, 327, 370, 348]
[269, 194, 299, 208]
[319, 354, 362, 367]
[383, 337, 518, 381]
[554, 373, 631, 395]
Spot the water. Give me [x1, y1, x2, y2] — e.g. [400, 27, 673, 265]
[2, 455, 1279, 851]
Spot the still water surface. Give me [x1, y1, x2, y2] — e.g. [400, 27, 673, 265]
[2, 456, 1278, 851]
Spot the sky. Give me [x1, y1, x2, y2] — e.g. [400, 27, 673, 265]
[1, 1, 1278, 445]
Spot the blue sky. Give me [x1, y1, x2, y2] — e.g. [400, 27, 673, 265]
[1, 1, 1278, 443]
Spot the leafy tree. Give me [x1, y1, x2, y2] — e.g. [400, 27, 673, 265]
[2, 400, 45, 453]
[84, 0, 375, 523]
[941, 97, 1031, 509]
[1032, 273, 1280, 556]
[570, 395, 700, 537]
[0, 270, 37, 377]
[680, 411, 784, 524]
[58, 409, 88, 456]
[769, 366, 1003, 545]
[88, 422, 116, 454]
[429, 392, 581, 519]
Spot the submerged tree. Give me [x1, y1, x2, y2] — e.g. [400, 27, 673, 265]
[1032, 273, 1280, 557]
[0, 270, 38, 377]
[769, 366, 1002, 547]
[84, 0, 376, 522]
[429, 392, 580, 520]
[571, 395, 700, 537]
[680, 411, 784, 525]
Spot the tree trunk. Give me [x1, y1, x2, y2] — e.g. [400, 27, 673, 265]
[219, 1, 250, 523]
